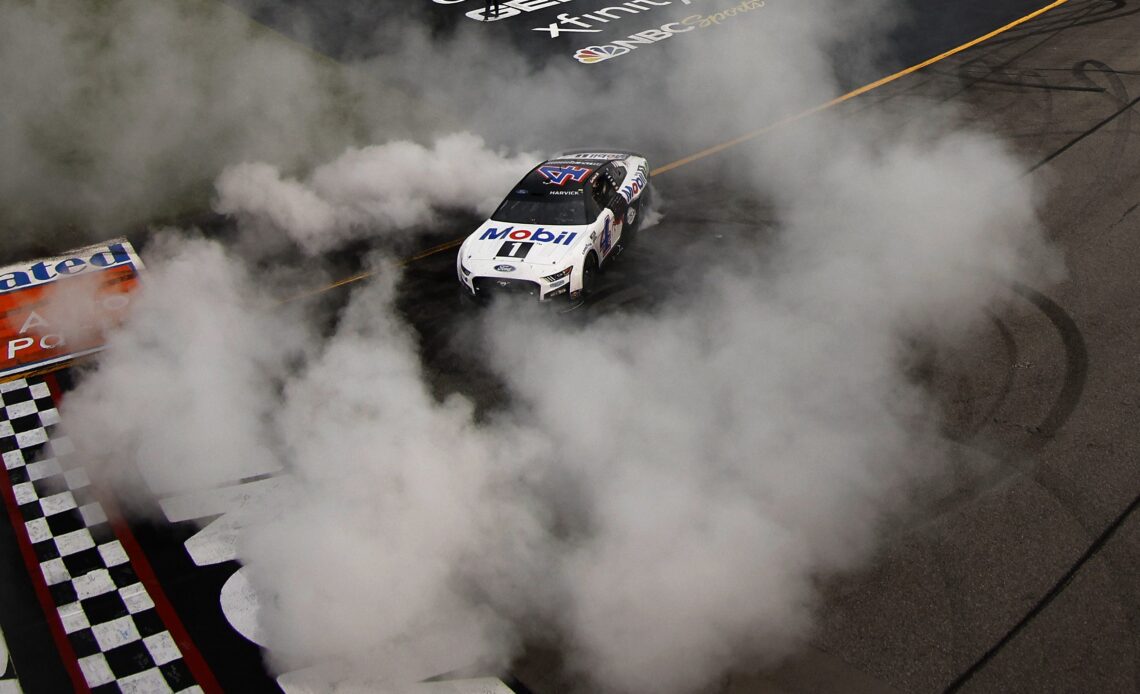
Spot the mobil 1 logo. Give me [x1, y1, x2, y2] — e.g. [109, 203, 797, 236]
[497, 241, 534, 259]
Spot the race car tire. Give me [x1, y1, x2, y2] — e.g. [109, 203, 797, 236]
[623, 186, 651, 246]
[582, 253, 599, 296]
[623, 202, 640, 247]
[457, 285, 479, 306]
[636, 185, 653, 232]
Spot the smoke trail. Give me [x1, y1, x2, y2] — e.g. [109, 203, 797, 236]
[60, 123, 1054, 694]
[0, 0, 445, 252]
[0, 0, 896, 256]
[482, 116, 1055, 693]
[33, 0, 1062, 692]
[214, 133, 539, 255]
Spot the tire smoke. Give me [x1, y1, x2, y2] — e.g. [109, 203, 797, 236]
[8, 1, 1061, 692]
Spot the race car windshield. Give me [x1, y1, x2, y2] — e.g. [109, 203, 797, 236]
[491, 197, 589, 226]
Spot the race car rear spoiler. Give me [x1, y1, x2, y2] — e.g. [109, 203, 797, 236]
[555, 149, 646, 161]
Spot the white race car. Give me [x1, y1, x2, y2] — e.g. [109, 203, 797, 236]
[457, 150, 651, 303]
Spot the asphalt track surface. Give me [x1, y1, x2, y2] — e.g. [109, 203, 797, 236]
[3, 1, 1140, 692]
[402, 5, 1140, 690]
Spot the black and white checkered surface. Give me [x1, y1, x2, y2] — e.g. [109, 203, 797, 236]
[0, 627, 18, 694]
[0, 666, 18, 693]
[0, 378, 202, 693]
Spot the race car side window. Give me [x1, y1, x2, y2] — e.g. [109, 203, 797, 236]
[585, 189, 602, 220]
[593, 170, 618, 207]
[590, 175, 610, 215]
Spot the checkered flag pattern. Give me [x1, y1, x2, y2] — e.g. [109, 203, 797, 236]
[0, 378, 203, 694]
[0, 627, 18, 694]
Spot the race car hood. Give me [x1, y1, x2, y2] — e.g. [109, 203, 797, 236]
[460, 221, 588, 268]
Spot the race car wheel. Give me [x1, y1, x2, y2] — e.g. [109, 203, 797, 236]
[623, 202, 640, 246]
[635, 186, 652, 233]
[623, 187, 651, 246]
[582, 253, 599, 296]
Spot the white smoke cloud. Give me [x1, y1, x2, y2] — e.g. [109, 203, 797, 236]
[60, 122, 1054, 694]
[60, 233, 313, 497]
[0, 0, 447, 250]
[63, 238, 560, 685]
[214, 133, 539, 254]
[34, 0, 1063, 693]
[0, 0, 895, 254]
[481, 116, 1054, 692]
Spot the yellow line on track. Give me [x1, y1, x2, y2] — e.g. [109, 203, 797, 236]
[1, 0, 1073, 381]
[651, 0, 1070, 176]
[281, 238, 464, 304]
[285, 0, 1068, 303]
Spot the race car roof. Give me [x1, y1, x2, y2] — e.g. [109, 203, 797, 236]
[507, 158, 606, 198]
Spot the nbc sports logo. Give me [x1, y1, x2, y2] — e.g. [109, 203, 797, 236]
[573, 45, 630, 64]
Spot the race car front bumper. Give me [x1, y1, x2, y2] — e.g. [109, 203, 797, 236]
[463, 275, 572, 302]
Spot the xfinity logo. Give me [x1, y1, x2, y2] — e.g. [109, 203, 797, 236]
[529, 1, 672, 37]
[573, 0, 766, 63]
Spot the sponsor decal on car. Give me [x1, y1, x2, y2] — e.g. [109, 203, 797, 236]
[559, 152, 629, 160]
[479, 226, 579, 245]
[494, 264, 517, 272]
[619, 168, 649, 202]
[538, 164, 593, 185]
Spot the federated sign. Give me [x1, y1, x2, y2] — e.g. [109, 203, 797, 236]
[0, 239, 144, 380]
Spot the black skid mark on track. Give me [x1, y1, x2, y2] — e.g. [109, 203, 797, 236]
[938, 287, 1139, 691]
[1008, 283, 1088, 444]
[980, 0, 1140, 48]
[943, 491, 1140, 693]
[922, 282, 1098, 692]
[944, 312, 1020, 442]
[938, 284, 1086, 456]
[972, 64, 1059, 152]
[855, 2, 1101, 135]
[925, 53, 1140, 674]
[1027, 63, 1140, 174]
[941, 63, 1107, 92]
[949, 1, 1102, 95]
[1111, 201, 1140, 229]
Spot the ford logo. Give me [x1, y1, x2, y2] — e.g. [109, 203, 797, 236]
[494, 264, 516, 272]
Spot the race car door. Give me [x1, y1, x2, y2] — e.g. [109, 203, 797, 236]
[590, 168, 624, 259]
